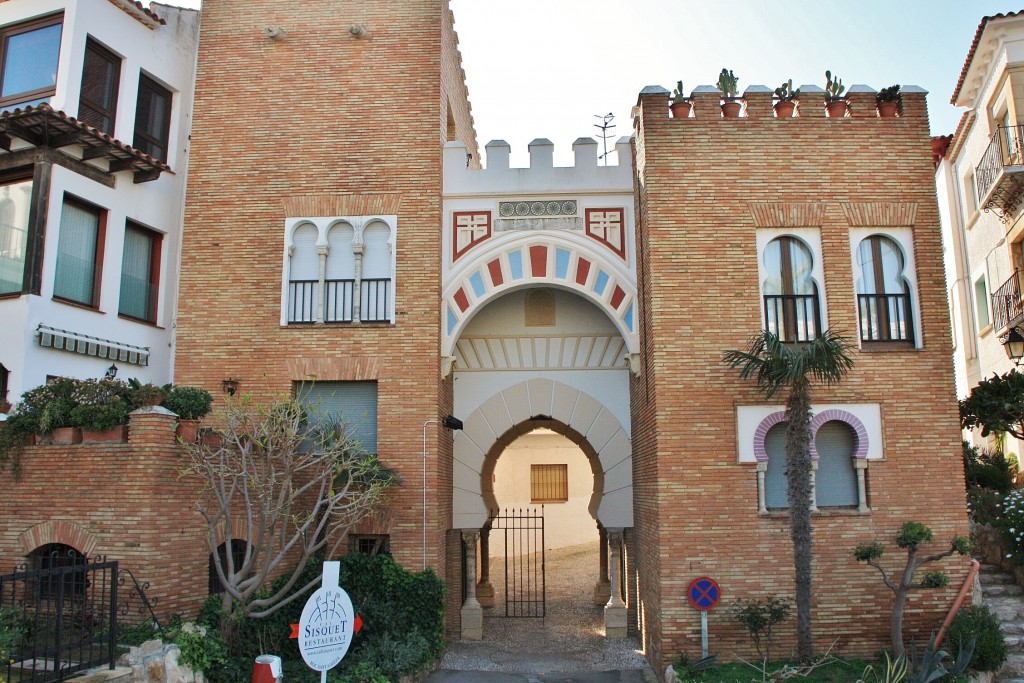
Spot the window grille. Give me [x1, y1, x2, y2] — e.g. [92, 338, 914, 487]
[530, 464, 568, 503]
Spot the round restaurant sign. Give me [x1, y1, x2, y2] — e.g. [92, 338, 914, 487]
[298, 562, 355, 672]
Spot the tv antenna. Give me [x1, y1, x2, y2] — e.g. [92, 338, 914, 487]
[594, 112, 616, 166]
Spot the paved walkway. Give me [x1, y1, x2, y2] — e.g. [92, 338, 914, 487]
[427, 542, 656, 683]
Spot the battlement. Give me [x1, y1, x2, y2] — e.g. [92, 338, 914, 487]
[443, 137, 634, 196]
[637, 83, 929, 121]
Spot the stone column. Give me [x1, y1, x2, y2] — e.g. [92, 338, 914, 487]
[756, 462, 768, 513]
[855, 459, 870, 513]
[460, 530, 483, 640]
[593, 523, 611, 604]
[315, 245, 328, 324]
[605, 528, 627, 638]
[810, 460, 819, 513]
[352, 242, 364, 323]
[476, 523, 495, 608]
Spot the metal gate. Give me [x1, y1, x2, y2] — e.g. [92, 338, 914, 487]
[490, 507, 545, 618]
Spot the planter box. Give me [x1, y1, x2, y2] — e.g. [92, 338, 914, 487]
[50, 427, 82, 445]
[176, 420, 200, 444]
[82, 425, 129, 443]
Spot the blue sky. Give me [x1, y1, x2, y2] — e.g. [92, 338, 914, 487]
[172, 1, 1019, 166]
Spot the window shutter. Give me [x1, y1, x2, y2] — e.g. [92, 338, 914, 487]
[325, 223, 355, 279]
[297, 381, 378, 454]
[764, 423, 788, 509]
[362, 223, 390, 278]
[54, 200, 99, 304]
[814, 422, 859, 507]
[290, 224, 319, 280]
[119, 225, 154, 320]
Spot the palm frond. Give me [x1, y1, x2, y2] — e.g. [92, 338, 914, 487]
[723, 329, 854, 398]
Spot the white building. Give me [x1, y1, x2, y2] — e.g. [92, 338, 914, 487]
[938, 10, 1024, 454]
[0, 0, 198, 404]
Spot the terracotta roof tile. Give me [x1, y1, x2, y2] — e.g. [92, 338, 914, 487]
[106, 0, 166, 26]
[952, 10, 1024, 104]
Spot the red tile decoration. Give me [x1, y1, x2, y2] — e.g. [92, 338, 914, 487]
[487, 259, 504, 286]
[530, 245, 548, 277]
[585, 208, 626, 258]
[610, 285, 626, 309]
[575, 258, 591, 285]
[454, 288, 470, 312]
[452, 211, 491, 260]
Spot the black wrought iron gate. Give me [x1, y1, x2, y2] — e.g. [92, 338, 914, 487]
[490, 507, 545, 618]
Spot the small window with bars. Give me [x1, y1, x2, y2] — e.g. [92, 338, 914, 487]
[349, 534, 390, 557]
[530, 464, 568, 503]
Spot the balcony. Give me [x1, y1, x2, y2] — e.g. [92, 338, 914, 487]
[976, 125, 1024, 223]
[288, 278, 389, 324]
[992, 270, 1024, 335]
[857, 293, 913, 344]
[763, 294, 820, 343]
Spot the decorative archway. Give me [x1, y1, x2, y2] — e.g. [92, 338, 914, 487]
[18, 520, 98, 557]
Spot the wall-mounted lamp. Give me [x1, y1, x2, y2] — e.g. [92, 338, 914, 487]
[222, 378, 239, 396]
[1004, 328, 1024, 366]
[442, 415, 464, 430]
[263, 25, 288, 40]
[349, 23, 368, 38]
[104, 363, 118, 380]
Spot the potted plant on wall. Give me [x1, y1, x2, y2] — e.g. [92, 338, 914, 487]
[670, 81, 691, 119]
[774, 79, 800, 118]
[71, 379, 130, 442]
[718, 68, 741, 117]
[824, 70, 847, 118]
[876, 84, 901, 118]
[163, 385, 214, 443]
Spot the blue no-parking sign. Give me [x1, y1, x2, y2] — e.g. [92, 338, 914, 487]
[686, 576, 720, 611]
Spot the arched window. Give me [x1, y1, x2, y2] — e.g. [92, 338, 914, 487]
[814, 421, 858, 507]
[764, 423, 788, 509]
[326, 223, 355, 322]
[856, 235, 913, 343]
[361, 222, 391, 322]
[28, 543, 88, 602]
[209, 539, 248, 595]
[763, 236, 820, 342]
[287, 223, 319, 323]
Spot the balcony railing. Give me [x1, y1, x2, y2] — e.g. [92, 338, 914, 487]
[857, 293, 913, 343]
[992, 270, 1024, 334]
[288, 279, 319, 324]
[361, 278, 391, 322]
[976, 125, 1024, 221]
[764, 294, 820, 343]
[324, 279, 355, 323]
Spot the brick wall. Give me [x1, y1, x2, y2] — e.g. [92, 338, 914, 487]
[174, 0, 476, 588]
[632, 89, 969, 670]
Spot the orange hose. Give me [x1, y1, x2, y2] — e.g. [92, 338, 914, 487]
[935, 558, 980, 649]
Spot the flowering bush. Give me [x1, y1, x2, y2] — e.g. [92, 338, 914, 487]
[997, 488, 1024, 564]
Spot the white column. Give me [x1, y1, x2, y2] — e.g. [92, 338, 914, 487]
[605, 528, 627, 638]
[756, 461, 768, 514]
[855, 459, 870, 512]
[315, 245, 328, 324]
[460, 530, 483, 640]
[810, 460, 819, 513]
[352, 242, 364, 323]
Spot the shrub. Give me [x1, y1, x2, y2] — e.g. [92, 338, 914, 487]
[11, 377, 81, 434]
[168, 623, 229, 676]
[963, 441, 1017, 493]
[730, 595, 791, 663]
[163, 386, 214, 420]
[128, 380, 167, 409]
[996, 489, 1024, 564]
[967, 487, 1003, 527]
[946, 605, 1007, 672]
[0, 606, 27, 666]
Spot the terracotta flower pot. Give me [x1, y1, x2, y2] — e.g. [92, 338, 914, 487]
[774, 101, 796, 118]
[721, 100, 742, 118]
[50, 427, 82, 445]
[670, 101, 691, 119]
[82, 425, 128, 443]
[825, 100, 848, 118]
[877, 101, 899, 118]
[176, 419, 201, 443]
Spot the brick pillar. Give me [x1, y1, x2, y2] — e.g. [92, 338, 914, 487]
[128, 406, 177, 446]
[900, 85, 928, 122]
[691, 86, 721, 120]
[743, 85, 773, 119]
[846, 84, 878, 119]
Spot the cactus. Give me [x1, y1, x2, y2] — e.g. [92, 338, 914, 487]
[774, 79, 800, 101]
[717, 68, 738, 98]
[671, 80, 686, 104]
[824, 70, 845, 102]
[877, 84, 901, 103]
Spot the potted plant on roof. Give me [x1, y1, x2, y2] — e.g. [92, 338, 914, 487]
[774, 79, 800, 118]
[876, 84, 901, 118]
[163, 385, 214, 443]
[718, 68, 741, 118]
[670, 81, 691, 119]
[824, 70, 847, 118]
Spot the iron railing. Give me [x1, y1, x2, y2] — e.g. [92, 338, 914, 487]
[0, 551, 117, 682]
[857, 293, 913, 343]
[324, 279, 355, 323]
[992, 270, 1024, 334]
[287, 279, 319, 323]
[763, 294, 820, 343]
[977, 125, 1024, 202]
[360, 278, 390, 323]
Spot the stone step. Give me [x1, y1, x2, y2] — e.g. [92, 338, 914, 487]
[1001, 621, 1024, 636]
[1000, 652, 1024, 678]
[982, 563, 1006, 573]
[982, 571, 1019, 586]
[67, 666, 132, 682]
[987, 584, 1024, 597]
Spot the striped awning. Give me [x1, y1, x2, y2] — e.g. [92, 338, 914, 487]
[36, 324, 150, 366]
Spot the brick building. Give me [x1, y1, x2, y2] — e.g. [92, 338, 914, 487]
[0, 0, 970, 676]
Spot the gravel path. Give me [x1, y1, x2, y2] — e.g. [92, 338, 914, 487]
[437, 542, 650, 675]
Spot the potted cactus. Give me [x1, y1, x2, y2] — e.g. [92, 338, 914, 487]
[717, 68, 741, 117]
[876, 84, 901, 118]
[774, 79, 800, 118]
[824, 70, 847, 118]
[670, 81, 691, 119]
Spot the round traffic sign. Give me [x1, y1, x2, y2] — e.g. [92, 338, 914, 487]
[686, 576, 721, 611]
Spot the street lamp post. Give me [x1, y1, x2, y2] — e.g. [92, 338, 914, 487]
[421, 415, 463, 570]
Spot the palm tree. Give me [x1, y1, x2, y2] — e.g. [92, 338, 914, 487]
[723, 330, 853, 664]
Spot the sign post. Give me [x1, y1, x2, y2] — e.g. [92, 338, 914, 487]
[686, 576, 720, 659]
[298, 561, 355, 683]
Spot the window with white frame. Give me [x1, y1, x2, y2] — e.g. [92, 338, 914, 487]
[760, 234, 822, 342]
[854, 235, 914, 344]
[974, 275, 991, 331]
[284, 216, 395, 325]
[963, 169, 978, 218]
